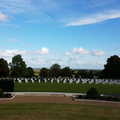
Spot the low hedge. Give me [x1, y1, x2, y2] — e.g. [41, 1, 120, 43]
[0, 79, 14, 92]
[75, 87, 120, 102]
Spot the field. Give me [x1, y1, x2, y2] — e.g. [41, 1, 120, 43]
[0, 103, 120, 120]
[14, 81, 120, 94]
[1, 80, 120, 120]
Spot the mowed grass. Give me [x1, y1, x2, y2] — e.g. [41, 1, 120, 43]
[0, 103, 120, 120]
[14, 81, 120, 94]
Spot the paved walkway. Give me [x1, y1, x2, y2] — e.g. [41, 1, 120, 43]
[0, 93, 120, 107]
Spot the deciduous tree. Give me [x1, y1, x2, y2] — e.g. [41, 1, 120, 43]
[39, 67, 49, 78]
[61, 67, 72, 77]
[49, 63, 61, 78]
[0, 58, 9, 77]
[26, 67, 34, 78]
[102, 55, 120, 79]
[9, 54, 27, 77]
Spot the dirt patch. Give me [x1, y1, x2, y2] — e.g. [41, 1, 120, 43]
[0, 95, 120, 107]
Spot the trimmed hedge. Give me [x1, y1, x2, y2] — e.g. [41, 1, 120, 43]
[0, 80, 14, 92]
[86, 87, 100, 100]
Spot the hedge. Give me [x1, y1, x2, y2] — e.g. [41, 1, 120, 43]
[0, 80, 14, 92]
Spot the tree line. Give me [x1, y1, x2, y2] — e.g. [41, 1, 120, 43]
[0, 54, 120, 79]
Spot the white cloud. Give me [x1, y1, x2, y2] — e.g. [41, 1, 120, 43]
[35, 47, 49, 55]
[66, 10, 120, 26]
[0, 49, 27, 57]
[0, 47, 49, 58]
[7, 39, 18, 42]
[0, 0, 34, 14]
[72, 47, 89, 55]
[0, 12, 8, 22]
[91, 50, 105, 57]
[65, 52, 72, 56]
[66, 47, 105, 57]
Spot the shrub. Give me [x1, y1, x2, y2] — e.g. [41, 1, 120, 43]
[86, 87, 100, 100]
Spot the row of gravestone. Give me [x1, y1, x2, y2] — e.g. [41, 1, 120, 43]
[13, 78, 120, 85]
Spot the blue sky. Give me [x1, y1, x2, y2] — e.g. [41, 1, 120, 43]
[0, 0, 120, 69]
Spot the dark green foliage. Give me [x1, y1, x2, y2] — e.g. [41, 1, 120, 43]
[61, 67, 72, 77]
[26, 67, 34, 78]
[49, 63, 61, 78]
[103, 55, 120, 79]
[86, 87, 100, 100]
[40, 67, 49, 78]
[0, 58, 9, 77]
[0, 80, 14, 92]
[0, 88, 4, 97]
[9, 54, 27, 77]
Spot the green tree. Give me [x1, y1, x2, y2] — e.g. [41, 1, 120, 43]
[39, 67, 49, 78]
[61, 67, 72, 77]
[78, 70, 89, 78]
[9, 54, 27, 77]
[102, 55, 120, 79]
[49, 63, 61, 78]
[26, 67, 34, 78]
[0, 58, 9, 77]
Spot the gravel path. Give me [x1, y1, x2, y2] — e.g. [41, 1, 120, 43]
[0, 95, 120, 107]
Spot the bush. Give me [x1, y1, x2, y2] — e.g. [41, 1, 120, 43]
[86, 87, 100, 100]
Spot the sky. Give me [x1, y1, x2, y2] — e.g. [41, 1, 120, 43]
[0, 0, 120, 69]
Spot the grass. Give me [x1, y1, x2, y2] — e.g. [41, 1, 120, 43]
[0, 103, 119, 120]
[14, 81, 120, 94]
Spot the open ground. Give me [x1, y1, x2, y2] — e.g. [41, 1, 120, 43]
[0, 94, 120, 120]
[0, 79, 120, 120]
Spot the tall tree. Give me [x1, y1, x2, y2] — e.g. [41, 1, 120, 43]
[49, 63, 61, 78]
[61, 67, 72, 77]
[9, 54, 27, 77]
[26, 67, 34, 78]
[0, 58, 9, 77]
[39, 67, 49, 78]
[102, 55, 120, 79]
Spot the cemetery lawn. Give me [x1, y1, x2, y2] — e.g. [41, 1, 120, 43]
[14, 82, 120, 94]
[0, 103, 119, 120]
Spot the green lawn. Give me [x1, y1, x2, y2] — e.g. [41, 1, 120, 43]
[0, 103, 119, 120]
[14, 81, 120, 94]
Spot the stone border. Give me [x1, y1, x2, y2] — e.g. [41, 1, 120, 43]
[72, 96, 120, 104]
[0, 95, 15, 100]
[11, 92, 81, 97]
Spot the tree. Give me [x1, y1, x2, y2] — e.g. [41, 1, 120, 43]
[26, 67, 34, 78]
[0, 58, 9, 77]
[78, 70, 89, 78]
[39, 67, 49, 78]
[9, 54, 27, 77]
[49, 63, 61, 78]
[102, 55, 120, 79]
[61, 67, 72, 77]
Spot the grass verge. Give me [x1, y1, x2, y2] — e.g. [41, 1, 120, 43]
[0, 103, 120, 120]
[14, 81, 120, 94]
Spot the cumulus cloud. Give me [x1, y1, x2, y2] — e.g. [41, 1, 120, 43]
[66, 10, 120, 26]
[65, 52, 72, 56]
[0, 47, 49, 58]
[0, 12, 8, 22]
[72, 47, 89, 55]
[0, 49, 27, 57]
[91, 50, 105, 57]
[35, 47, 49, 55]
